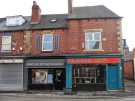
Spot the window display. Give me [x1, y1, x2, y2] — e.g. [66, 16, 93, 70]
[73, 65, 105, 87]
[32, 69, 53, 84]
[47, 74, 53, 84]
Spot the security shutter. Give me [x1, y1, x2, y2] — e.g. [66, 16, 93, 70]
[0, 64, 23, 91]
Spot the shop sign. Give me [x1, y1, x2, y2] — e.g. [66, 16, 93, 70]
[67, 58, 121, 64]
[0, 59, 23, 63]
[26, 62, 64, 67]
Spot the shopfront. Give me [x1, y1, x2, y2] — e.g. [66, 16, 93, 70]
[0, 59, 24, 91]
[24, 59, 65, 90]
[66, 57, 123, 91]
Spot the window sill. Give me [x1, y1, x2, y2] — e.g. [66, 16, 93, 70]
[0, 50, 11, 53]
[83, 49, 104, 51]
[42, 50, 53, 52]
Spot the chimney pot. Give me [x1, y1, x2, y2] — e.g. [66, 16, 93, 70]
[33, 1, 37, 5]
[31, 1, 41, 24]
[68, 0, 73, 14]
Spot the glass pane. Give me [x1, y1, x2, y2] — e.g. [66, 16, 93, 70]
[43, 43, 53, 51]
[2, 36, 11, 44]
[94, 32, 101, 41]
[1, 44, 11, 51]
[44, 36, 53, 42]
[89, 41, 100, 49]
[32, 69, 48, 84]
[85, 41, 90, 50]
[85, 32, 92, 41]
[75, 67, 97, 84]
[42, 34, 53, 51]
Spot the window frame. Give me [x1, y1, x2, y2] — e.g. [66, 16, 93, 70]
[85, 31, 102, 51]
[42, 33, 53, 51]
[1, 34, 12, 52]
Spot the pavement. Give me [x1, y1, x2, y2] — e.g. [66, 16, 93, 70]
[0, 80, 135, 99]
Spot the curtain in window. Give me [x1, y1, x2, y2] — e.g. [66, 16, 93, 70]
[1, 32, 12, 52]
[42, 34, 53, 51]
[35, 34, 42, 50]
[85, 32, 101, 50]
[35, 33, 61, 51]
[54, 34, 60, 50]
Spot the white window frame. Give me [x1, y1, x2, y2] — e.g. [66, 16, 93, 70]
[1, 35, 12, 52]
[42, 33, 53, 51]
[85, 31, 102, 50]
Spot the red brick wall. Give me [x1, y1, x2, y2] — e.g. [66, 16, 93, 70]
[12, 31, 24, 55]
[0, 31, 24, 55]
[64, 19, 122, 54]
[0, 18, 122, 56]
[31, 29, 67, 56]
[30, 19, 122, 56]
[124, 60, 134, 80]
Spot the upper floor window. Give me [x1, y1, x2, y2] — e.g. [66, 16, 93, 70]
[85, 31, 102, 50]
[1, 32, 12, 52]
[42, 33, 53, 51]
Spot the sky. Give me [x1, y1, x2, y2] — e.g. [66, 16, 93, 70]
[0, 0, 134, 50]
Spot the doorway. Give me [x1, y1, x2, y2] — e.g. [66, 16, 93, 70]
[107, 65, 120, 90]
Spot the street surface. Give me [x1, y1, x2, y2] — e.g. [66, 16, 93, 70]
[0, 96, 135, 101]
[0, 80, 135, 101]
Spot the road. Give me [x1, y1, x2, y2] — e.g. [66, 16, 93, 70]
[0, 96, 135, 101]
[0, 80, 135, 101]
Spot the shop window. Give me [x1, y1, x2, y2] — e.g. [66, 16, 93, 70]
[73, 65, 105, 87]
[32, 69, 53, 84]
[85, 31, 102, 50]
[1, 32, 12, 52]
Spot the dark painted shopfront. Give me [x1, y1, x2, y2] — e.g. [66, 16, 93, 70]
[24, 57, 123, 92]
[24, 59, 65, 90]
[66, 57, 123, 92]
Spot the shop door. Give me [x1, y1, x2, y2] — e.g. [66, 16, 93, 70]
[107, 65, 119, 90]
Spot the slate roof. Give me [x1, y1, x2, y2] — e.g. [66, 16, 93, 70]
[68, 5, 121, 19]
[31, 14, 68, 30]
[0, 16, 31, 31]
[0, 5, 121, 31]
[0, 14, 68, 31]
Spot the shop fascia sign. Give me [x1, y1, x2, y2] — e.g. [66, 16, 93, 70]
[26, 62, 64, 67]
[67, 58, 121, 64]
[0, 59, 23, 63]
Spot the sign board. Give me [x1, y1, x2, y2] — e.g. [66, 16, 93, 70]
[0, 59, 23, 63]
[67, 58, 121, 64]
[25, 59, 65, 67]
[26, 62, 64, 67]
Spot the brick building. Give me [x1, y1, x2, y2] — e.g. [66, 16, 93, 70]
[0, 0, 123, 92]
[122, 39, 134, 80]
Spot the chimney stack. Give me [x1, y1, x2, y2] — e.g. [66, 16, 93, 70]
[68, 0, 73, 14]
[31, 1, 41, 24]
[133, 48, 135, 58]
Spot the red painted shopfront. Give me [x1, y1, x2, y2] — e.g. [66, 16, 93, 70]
[66, 57, 122, 91]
